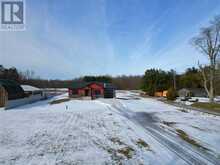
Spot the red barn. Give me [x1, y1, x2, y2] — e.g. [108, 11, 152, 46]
[69, 82, 104, 99]
[68, 82, 115, 99]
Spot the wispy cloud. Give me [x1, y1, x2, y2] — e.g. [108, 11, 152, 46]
[1, 0, 220, 78]
[0, 0, 118, 79]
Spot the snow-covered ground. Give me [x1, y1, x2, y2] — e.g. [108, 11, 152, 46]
[0, 93, 184, 165]
[0, 91, 220, 164]
[114, 91, 220, 158]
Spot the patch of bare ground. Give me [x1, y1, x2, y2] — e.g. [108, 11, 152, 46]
[162, 121, 177, 127]
[175, 129, 209, 151]
[50, 98, 70, 105]
[105, 146, 135, 163]
[192, 102, 220, 112]
[117, 146, 135, 159]
[136, 139, 151, 150]
[109, 137, 136, 159]
[94, 137, 135, 163]
[106, 148, 123, 164]
[177, 109, 189, 113]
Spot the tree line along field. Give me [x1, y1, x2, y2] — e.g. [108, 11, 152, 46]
[1, 65, 220, 95]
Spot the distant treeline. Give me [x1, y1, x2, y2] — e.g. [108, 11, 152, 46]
[83, 75, 142, 90]
[0, 65, 142, 89]
[142, 68, 203, 96]
[1, 65, 219, 93]
[142, 67, 220, 96]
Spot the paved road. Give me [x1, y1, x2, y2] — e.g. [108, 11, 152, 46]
[101, 98, 220, 165]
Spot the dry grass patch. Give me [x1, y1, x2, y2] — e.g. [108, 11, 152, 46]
[105, 146, 134, 163]
[50, 98, 70, 105]
[176, 129, 209, 151]
[117, 147, 134, 159]
[136, 139, 150, 150]
[192, 102, 220, 112]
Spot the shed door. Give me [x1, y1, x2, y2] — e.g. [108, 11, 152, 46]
[0, 87, 7, 107]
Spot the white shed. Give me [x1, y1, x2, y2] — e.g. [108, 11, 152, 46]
[21, 85, 44, 97]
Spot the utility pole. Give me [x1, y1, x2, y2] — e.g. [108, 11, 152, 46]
[172, 69, 176, 90]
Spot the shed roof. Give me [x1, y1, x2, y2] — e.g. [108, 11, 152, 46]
[21, 85, 41, 92]
[69, 82, 90, 89]
[0, 79, 24, 100]
[69, 81, 115, 89]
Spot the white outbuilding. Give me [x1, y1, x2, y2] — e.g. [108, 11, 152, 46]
[21, 85, 45, 98]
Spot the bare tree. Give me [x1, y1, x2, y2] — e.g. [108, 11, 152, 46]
[22, 69, 35, 80]
[192, 16, 220, 102]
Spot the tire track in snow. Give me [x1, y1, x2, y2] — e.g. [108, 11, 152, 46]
[89, 111, 110, 164]
[26, 111, 69, 165]
[52, 112, 77, 164]
[102, 99, 220, 165]
[35, 110, 77, 165]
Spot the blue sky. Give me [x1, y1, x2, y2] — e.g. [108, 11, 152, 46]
[1, 0, 220, 79]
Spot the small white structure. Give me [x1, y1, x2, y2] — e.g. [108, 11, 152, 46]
[178, 88, 207, 97]
[178, 88, 191, 97]
[21, 85, 43, 96]
[21, 85, 47, 99]
[3, 85, 46, 109]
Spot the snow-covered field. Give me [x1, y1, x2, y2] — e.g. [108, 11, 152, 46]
[117, 92, 220, 156]
[0, 91, 220, 164]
